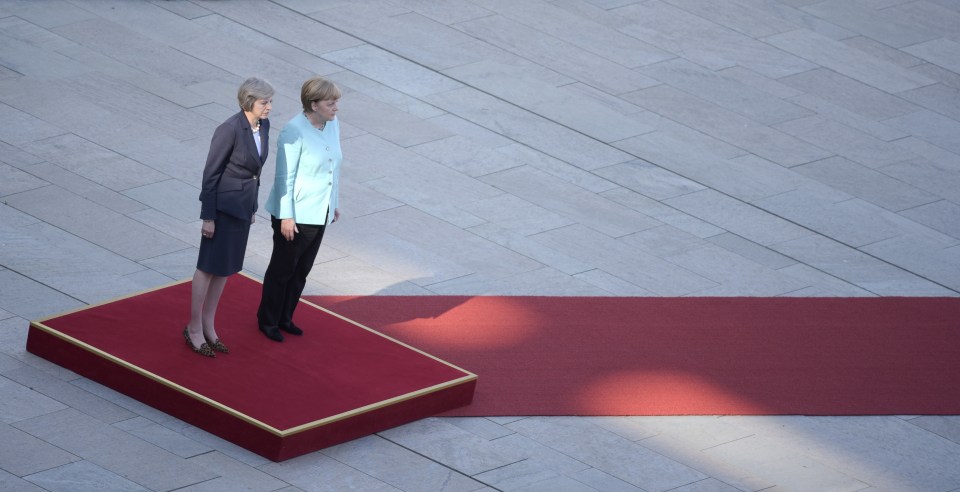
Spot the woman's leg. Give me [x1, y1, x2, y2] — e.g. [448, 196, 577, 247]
[278, 223, 326, 328]
[200, 275, 228, 342]
[258, 216, 298, 332]
[187, 268, 213, 348]
[187, 269, 228, 347]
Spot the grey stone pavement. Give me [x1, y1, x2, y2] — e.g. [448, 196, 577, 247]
[1, 0, 960, 490]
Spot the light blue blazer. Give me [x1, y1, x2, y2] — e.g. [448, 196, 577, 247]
[264, 112, 342, 226]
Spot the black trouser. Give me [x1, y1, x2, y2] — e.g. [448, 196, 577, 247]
[257, 215, 326, 330]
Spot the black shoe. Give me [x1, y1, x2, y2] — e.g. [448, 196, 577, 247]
[259, 325, 284, 342]
[279, 322, 303, 336]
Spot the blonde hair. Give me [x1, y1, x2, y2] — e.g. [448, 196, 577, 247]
[237, 77, 274, 111]
[301, 76, 342, 113]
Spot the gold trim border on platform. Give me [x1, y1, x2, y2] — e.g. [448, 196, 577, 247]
[29, 274, 478, 438]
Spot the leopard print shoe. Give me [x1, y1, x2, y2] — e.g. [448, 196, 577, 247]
[206, 338, 229, 354]
[183, 327, 216, 358]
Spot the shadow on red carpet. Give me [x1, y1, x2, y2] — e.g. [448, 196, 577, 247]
[307, 295, 960, 416]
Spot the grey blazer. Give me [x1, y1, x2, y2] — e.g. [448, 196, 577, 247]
[199, 111, 270, 221]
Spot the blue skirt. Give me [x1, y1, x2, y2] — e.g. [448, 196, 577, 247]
[196, 212, 251, 276]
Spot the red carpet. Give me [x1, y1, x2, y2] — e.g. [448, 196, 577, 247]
[27, 276, 474, 461]
[306, 296, 960, 416]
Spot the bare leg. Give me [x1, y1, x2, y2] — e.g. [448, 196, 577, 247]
[200, 275, 228, 342]
[186, 269, 225, 348]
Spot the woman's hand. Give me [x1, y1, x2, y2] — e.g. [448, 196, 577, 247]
[280, 218, 298, 241]
[201, 220, 215, 239]
[332, 208, 341, 223]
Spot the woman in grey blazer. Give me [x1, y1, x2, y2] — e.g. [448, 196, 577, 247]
[257, 76, 342, 342]
[184, 77, 273, 357]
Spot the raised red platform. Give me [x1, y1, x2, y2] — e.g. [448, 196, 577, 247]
[26, 275, 476, 461]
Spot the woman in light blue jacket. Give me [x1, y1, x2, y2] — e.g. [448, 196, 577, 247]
[257, 76, 342, 342]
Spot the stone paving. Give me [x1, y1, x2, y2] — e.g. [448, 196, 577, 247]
[1, 0, 959, 490]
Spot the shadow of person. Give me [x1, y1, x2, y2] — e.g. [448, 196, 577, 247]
[304, 278, 472, 328]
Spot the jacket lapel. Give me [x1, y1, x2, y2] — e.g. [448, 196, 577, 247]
[259, 119, 269, 164]
[236, 113, 260, 166]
